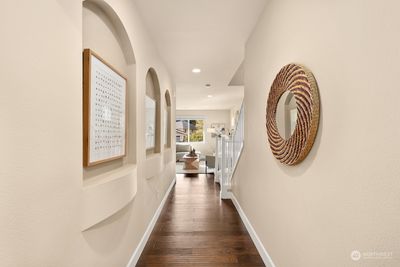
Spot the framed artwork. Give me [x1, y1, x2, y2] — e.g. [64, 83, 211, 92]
[210, 123, 225, 132]
[83, 49, 127, 167]
[145, 95, 156, 149]
[209, 123, 226, 137]
[163, 109, 168, 146]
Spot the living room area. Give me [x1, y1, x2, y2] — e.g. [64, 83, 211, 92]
[175, 109, 232, 174]
[175, 97, 243, 175]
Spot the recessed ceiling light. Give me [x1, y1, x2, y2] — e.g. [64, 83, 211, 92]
[205, 84, 211, 88]
[192, 68, 201, 73]
[207, 95, 213, 98]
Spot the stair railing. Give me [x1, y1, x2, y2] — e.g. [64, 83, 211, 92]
[215, 103, 244, 199]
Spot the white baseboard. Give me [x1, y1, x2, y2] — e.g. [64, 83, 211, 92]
[230, 193, 276, 267]
[126, 176, 177, 267]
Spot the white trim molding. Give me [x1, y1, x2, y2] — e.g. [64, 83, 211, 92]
[126, 176, 177, 267]
[231, 193, 276, 267]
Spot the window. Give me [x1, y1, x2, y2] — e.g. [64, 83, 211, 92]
[176, 119, 204, 143]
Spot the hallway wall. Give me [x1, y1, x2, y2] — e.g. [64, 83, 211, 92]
[0, 0, 175, 266]
[232, 0, 400, 266]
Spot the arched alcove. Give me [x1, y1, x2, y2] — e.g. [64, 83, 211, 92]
[83, 0, 135, 65]
[83, 0, 137, 177]
[164, 90, 172, 148]
[145, 68, 161, 155]
[81, 0, 138, 231]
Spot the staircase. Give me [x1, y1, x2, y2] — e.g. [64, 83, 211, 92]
[215, 103, 244, 199]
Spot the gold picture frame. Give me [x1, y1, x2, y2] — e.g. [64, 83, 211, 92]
[83, 49, 127, 167]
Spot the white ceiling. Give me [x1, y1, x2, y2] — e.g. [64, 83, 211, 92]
[134, 0, 266, 110]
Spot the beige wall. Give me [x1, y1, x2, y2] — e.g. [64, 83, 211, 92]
[176, 109, 230, 155]
[232, 0, 400, 266]
[0, 0, 175, 266]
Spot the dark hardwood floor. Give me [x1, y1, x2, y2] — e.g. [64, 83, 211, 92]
[137, 173, 265, 267]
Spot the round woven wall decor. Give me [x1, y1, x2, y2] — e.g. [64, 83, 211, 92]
[266, 64, 320, 165]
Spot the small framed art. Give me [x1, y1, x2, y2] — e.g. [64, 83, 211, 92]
[83, 49, 127, 167]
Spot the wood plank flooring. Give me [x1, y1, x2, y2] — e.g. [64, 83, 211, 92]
[137, 173, 265, 267]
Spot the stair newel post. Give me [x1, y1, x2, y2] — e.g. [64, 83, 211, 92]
[220, 137, 230, 199]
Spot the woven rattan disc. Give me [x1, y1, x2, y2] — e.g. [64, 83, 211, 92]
[266, 64, 320, 165]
